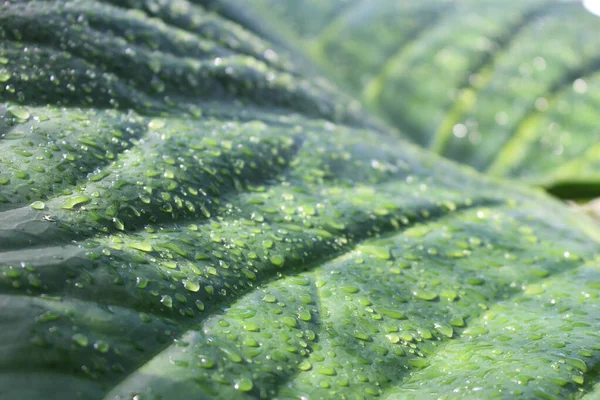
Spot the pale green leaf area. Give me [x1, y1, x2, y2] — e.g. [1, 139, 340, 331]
[1, 1, 600, 400]
[238, 0, 600, 193]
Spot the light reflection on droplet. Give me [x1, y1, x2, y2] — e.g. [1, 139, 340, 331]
[584, 0, 600, 16]
[453, 124, 467, 138]
[573, 78, 588, 94]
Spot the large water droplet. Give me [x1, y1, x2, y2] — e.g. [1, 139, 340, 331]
[61, 195, 91, 210]
[234, 377, 254, 392]
[183, 279, 200, 292]
[30, 201, 45, 210]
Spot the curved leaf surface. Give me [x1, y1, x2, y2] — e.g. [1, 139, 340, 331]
[237, 0, 600, 193]
[1, 1, 600, 400]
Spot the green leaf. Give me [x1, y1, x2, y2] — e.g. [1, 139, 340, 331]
[241, 0, 600, 195]
[1, 1, 600, 400]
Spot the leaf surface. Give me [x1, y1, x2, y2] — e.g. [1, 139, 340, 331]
[1, 1, 600, 400]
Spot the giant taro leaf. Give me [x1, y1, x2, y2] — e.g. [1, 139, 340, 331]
[1, 1, 600, 400]
[236, 0, 600, 194]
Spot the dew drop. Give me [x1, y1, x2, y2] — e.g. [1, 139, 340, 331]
[235, 377, 253, 392]
[298, 360, 312, 371]
[340, 285, 360, 294]
[128, 242, 153, 252]
[200, 357, 215, 369]
[263, 294, 276, 303]
[524, 284, 545, 295]
[0, 71, 11, 82]
[352, 331, 371, 342]
[148, 119, 166, 130]
[360, 245, 391, 260]
[317, 366, 336, 376]
[298, 310, 311, 321]
[183, 279, 200, 292]
[9, 107, 30, 120]
[72, 333, 89, 347]
[113, 218, 125, 231]
[386, 334, 400, 344]
[94, 341, 110, 353]
[228, 308, 257, 320]
[161, 295, 173, 308]
[136, 276, 148, 289]
[435, 322, 454, 338]
[270, 255, 285, 267]
[378, 308, 406, 320]
[61, 195, 91, 210]
[30, 201, 45, 210]
[413, 289, 438, 301]
[408, 358, 429, 368]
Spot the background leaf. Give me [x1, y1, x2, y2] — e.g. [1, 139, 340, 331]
[232, 0, 600, 196]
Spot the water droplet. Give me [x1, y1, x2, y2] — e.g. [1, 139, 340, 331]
[578, 349, 593, 358]
[360, 245, 391, 260]
[244, 322, 259, 332]
[404, 226, 431, 238]
[566, 358, 588, 373]
[148, 119, 165, 130]
[139, 313, 152, 323]
[113, 218, 125, 231]
[223, 348, 243, 363]
[161, 295, 173, 308]
[413, 289, 438, 301]
[9, 107, 30, 120]
[298, 310, 311, 321]
[524, 284, 545, 295]
[340, 285, 360, 294]
[270, 255, 285, 267]
[435, 322, 454, 338]
[408, 358, 429, 368]
[228, 308, 257, 320]
[30, 201, 45, 210]
[263, 294, 276, 303]
[282, 316, 297, 328]
[463, 326, 488, 337]
[183, 279, 200, 292]
[317, 366, 336, 376]
[378, 308, 406, 320]
[399, 332, 414, 342]
[386, 334, 400, 344]
[61, 195, 91, 210]
[352, 332, 371, 342]
[200, 357, 215, 369]
[72, 333, 89, 347]
[298, 360, 312, 371]
[136, 276, 148, 289]
[94, 341, 110, 353]
[0, 71, 11, 82]
[233, 239, 247, 248]
[128, 242, 153, 252]
[235, 377, 253, 392]
[243, 338, 259, 347]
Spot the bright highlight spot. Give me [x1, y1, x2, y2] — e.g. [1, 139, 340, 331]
[584, 0, 600, 16]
